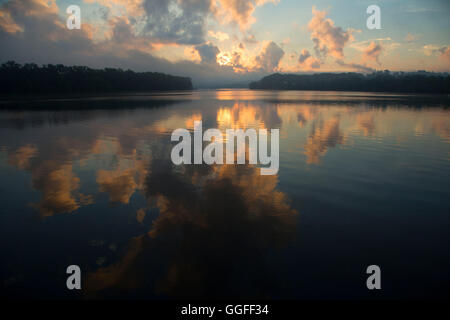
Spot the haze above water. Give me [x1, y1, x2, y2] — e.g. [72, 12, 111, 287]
[0, 90, 449, 299]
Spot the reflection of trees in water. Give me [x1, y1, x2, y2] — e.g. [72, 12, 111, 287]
[0, 99, 188, 129]
[86, 160, 298, 299]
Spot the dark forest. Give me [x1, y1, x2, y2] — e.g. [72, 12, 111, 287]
[0, 61, 193, 94]
[249, 72, 450, 94]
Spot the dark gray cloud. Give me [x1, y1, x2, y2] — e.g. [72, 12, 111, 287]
[142, 0, 212, 45]
[335, 60, 375, 73]
[255, 41, 284, 72]
[298, 49, 321, 69]
[308, 7, 353, 60]
[195, 43, 220, 64]
[0, 0, 269, 87]
[437, 46, 450, 60]
[298, 49, 311, 63]
[0, 0, 95, 65]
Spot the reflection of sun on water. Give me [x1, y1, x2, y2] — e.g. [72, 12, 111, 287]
[153, 113, 203, 133]
[184, 113, 202, 129]
[216, 103, 265, 130]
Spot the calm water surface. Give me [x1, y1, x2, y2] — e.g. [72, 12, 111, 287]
[0, 90, 449, 299]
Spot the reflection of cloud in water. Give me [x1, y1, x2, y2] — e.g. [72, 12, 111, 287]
[7, 135, 98, 216]
[357, 114, 376, 136]
[217, 102, 281, 130]
[153, 113, 203, 133]
[276, 105, 318, 128]
[30, 162, 81, 217]
[136, 208, 146, 224]
[5, 133, 151, 215]
[2, 104, 284, 217]
[86, 162, 298, 298]
[7, 144, 37, 169]
[93, 138, 150, 204]
[433, 118, 450, 142]
[304, 117, 345, 164]
[97, 168, 139, 204]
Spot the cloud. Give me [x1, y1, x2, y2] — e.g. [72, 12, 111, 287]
[208, 30, 229, 41]
[281, 37, 291, 46]
[184, 46, 202, 62]
[84, 0, 145, 18]
[422, 44, 450, 60]
[335, 60, 375, 73]
[195, 42, 220, 64]
[404, 33, 422, 43]
[81, 1, 276, 45]
[142, 0, 212, 45]
[84, 0, 214, 45]
[5, 1, 433, 86]
[298, 48, 321, 69]
[217, 51, 244, 72]
[362, 41, 383, 64]
[212, 0, 279, 30]
[215, 40, 263, 74]
[438, 46, 450, 60]
[0, 0, 257, 87]
[0, 9, 23, 33]
[307, 6, 354, 59]
[11, 0, 59, 16]
[0, 0, 96, 54]
[351, 38, 399, 65]
[255, 41, 284, 72]
[243, 33, 258, 44]
[298, 49, 311, 63]
[422, 44, 440, 56]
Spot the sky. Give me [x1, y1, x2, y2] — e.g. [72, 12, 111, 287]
[0, 0, 449, 87]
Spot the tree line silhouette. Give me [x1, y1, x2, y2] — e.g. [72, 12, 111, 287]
[0, 61, 193, 94]
[249, 71, 450, 94]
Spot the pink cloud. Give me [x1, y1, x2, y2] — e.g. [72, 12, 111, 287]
[212, 0, 278, 30]
[362, 41, 383, 64]
[438, 46, 450, 61]
[255, 41, 285, 72]
[307, 6, 354, 59]
[298, 49, 320, 69]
